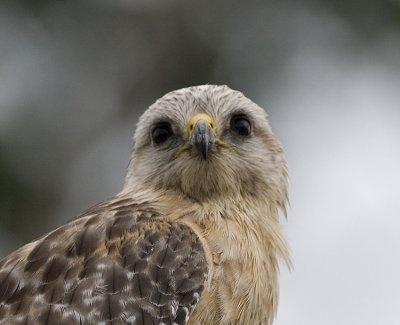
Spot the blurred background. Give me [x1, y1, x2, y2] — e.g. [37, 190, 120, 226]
[1, 0, 400, 324]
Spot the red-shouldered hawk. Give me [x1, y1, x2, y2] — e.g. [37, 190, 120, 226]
[0, 85, 290, 324]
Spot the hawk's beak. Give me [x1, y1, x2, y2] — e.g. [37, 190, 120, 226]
[188, 114, 216, 160]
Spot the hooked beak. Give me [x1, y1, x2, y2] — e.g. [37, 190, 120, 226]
[189, 114, 216, 159]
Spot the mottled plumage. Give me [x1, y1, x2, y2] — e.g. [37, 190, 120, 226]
[0, 85, 290, 324]
[0, 195, 207, 324]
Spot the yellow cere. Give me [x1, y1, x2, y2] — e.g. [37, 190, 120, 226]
[187, 113, 216, 135]
[171, 113, 235, 161]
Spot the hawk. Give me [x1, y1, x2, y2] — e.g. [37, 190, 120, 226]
[0, 85, 290, 324]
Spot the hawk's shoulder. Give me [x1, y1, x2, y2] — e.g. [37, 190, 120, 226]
[0, 196, 208, 324]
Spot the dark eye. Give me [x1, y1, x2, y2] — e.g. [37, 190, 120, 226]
[231, 115, 251, 136]
[152, 123, 173, 144]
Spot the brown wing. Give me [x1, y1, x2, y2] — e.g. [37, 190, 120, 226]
[0, 198, 208, 324]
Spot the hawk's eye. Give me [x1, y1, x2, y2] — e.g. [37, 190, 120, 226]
[231, 115, 251, 136]
[152, 123, 173, 144]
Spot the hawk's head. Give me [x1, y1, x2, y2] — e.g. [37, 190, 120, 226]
[125, 85, 287, 207]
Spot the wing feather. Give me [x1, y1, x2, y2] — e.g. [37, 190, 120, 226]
[0, 197, 208, 324]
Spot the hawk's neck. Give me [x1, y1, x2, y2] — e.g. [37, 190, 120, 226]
[119, 187, 289, 324]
